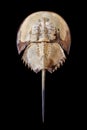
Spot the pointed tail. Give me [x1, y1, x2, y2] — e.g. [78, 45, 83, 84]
[42, 69, 45, 123]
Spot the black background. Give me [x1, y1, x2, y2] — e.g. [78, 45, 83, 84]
[4, 0, 86, 129]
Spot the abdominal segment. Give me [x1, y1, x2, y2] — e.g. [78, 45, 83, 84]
[22, 42, 66, 73]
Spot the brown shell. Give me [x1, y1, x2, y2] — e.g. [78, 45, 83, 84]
[17, 11, 71, 73]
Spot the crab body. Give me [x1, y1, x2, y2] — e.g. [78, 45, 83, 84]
[17, 11, 71, 73]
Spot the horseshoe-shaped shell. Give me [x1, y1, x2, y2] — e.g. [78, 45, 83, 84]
[17, 11, 71, 73]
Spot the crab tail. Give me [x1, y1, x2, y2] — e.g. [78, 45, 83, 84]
[42, 69, 45, 123]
